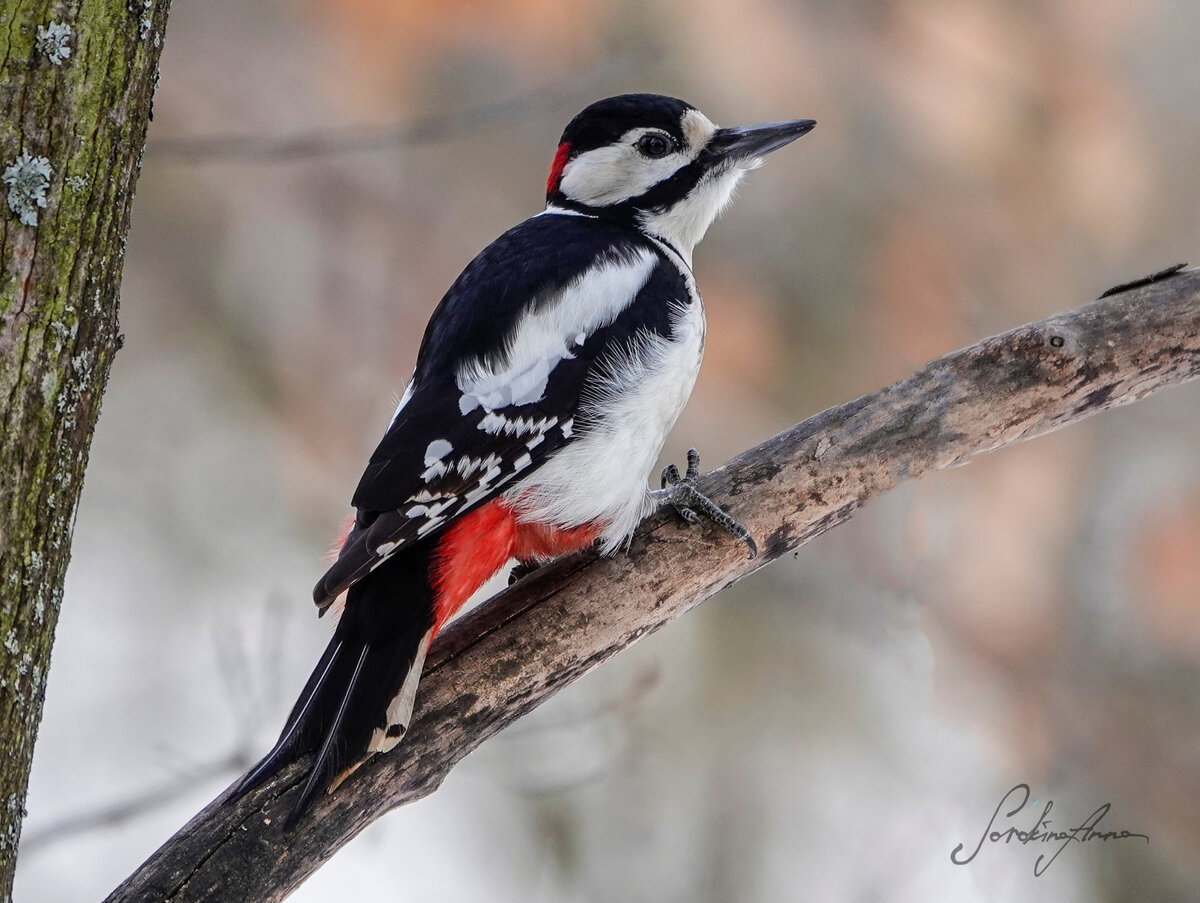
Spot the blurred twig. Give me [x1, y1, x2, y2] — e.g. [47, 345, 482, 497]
[105, 269, 1200, 902]
[149, 97, 533, 163]
[148, 68, 621, 164]
[24, 597, 295, 855]
[21, 750, 255, 854]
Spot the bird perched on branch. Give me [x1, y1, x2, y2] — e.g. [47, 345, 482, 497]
[235, 93, 814, 822]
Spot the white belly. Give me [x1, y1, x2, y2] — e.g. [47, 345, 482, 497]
[507, 298, 705, 552]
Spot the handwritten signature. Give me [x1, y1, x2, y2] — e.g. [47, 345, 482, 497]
[951, 784, 1149, 876]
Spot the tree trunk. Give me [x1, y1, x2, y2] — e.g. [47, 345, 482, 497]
[0, 1, 170, 896]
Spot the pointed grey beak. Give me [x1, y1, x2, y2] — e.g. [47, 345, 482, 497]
[709, 119, 816, 164]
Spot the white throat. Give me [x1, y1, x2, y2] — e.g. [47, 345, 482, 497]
[635, 166, 746, 265]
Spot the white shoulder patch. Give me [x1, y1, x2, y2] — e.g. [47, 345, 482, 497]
[456, 248, 657, 413]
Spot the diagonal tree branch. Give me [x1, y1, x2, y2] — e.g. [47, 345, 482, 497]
[106, 268, 1200, 902]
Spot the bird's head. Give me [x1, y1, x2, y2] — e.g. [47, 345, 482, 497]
[545, 94, 814, 260]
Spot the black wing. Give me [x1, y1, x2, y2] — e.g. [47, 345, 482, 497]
[313, 214, 687, 607]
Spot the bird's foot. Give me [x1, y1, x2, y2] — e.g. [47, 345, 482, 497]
[508, 560, 540, 586]
[651, 448, 757, 559]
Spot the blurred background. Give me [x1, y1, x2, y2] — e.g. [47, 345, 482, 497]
[14, 0, 1200, 899]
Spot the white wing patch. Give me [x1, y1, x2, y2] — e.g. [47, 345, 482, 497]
[394, 447, 511, 542]
[477, 412, 559, 438]
[404, 498, 455, 520]
[424, 439, 453, 466]
[451, 453, 503, 482]
[456, 249, 657, 414]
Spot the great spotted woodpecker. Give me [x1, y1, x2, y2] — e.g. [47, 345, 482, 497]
[236, 94, 814, 821]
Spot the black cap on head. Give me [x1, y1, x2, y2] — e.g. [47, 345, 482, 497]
[559, 94, 697, 154]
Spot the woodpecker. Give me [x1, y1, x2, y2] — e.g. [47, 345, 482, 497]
[235, 94, 814, 821]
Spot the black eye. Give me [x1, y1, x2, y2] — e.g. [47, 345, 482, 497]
[635, 133, 673, 158]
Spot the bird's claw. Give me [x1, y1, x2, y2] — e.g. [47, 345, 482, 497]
[653, 448, 757, 559]
[508, 560, 540, 586]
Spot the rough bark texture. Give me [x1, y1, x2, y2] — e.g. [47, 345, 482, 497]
[105, 268, 1200, 902]
[0, 1, 169, 897]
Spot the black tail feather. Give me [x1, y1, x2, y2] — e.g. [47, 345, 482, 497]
[287, 642, 370, 828]
[230, 545, 437, 825]
[233, 638, 346, 798]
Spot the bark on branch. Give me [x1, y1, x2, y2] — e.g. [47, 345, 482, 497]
[107, 268, 1200, 902]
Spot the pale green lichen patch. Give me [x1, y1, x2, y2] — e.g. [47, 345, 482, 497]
[2, 152, 52, 226]
[0, 796, 22, 854]
[35, 22, 72, 65]
[39, 370, 58, 402]
[133, 0, 154, 40]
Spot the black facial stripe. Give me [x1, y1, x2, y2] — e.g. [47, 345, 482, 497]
[624, 153, 717, 213]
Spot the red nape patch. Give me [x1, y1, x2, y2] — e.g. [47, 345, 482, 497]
[546, 142, 570, 197]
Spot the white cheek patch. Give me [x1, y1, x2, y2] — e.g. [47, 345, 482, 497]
[559, 127, 690, 207]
